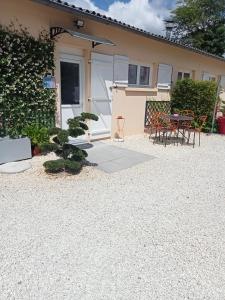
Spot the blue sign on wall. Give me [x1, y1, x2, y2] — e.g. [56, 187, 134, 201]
[43, 74, 56, 89]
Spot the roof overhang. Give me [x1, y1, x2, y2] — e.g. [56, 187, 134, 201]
[50, 27, 115, 48]
[33, 0, 225, 62]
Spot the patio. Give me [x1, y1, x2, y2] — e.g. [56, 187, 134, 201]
[1, 134, 225, 299]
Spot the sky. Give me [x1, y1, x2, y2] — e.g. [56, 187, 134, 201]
[67, 0, 177, 35]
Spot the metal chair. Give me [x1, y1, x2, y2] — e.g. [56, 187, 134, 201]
[148, 112, 160, 139]
[154, 112, 178, 147]
[179, 110, 195, 143]
[187, 115, 207, 147]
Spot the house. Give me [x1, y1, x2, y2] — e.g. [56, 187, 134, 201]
[2, 0, 225, 139]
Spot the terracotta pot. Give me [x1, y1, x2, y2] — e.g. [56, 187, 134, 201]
[32, 145, 41, 156]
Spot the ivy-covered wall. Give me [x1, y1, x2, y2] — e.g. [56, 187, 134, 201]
[0, 23, 56, 137]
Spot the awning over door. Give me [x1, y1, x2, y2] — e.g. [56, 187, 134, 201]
[50, 27, 115, 48]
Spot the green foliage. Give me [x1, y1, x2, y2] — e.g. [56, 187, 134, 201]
[39, 142, 58, 153]
[57, 130, 69, 145]
[22, 123, 49, 146]
[43, 159, 65, 173]
[171, 0, 225, 56]
[81, 112, 99, 121]
[171, 79, 217, 131]
[43, 113, 98, 175]
[43, 159, 82, 174]
[48, 127, 62, 135]
[0, 23, 56, 136]
[64, 160, 82, 174]
[71, 149, 88, 161]
[66, 113, 98, 138]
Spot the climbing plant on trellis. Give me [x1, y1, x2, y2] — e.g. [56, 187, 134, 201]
[0, 23, 56, 137]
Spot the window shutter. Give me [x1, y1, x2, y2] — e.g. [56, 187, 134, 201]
[202, 72, 210, 81]
[220, 75, 225, 89]
[202, 72, 216, 81]
[157, 64, 172, 89]
[113, 55, 129, 86]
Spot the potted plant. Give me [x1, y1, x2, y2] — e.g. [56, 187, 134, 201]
[22, 124, 49, 156]
[217, 100, 225, 134]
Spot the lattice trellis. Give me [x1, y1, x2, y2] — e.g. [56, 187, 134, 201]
[144, 101, 171, 127]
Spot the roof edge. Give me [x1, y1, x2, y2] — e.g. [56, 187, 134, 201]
[32, 0, 225, 63]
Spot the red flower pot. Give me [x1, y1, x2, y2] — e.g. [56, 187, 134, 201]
[217, 117, 225, 134]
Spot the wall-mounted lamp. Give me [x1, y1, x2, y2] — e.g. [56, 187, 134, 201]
[74, 19, 85, 29]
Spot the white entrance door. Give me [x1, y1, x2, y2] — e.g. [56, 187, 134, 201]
[90, 52, 113, 138]
[60, 54, 84, 129]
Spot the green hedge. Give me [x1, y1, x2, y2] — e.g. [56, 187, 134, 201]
[0, 23, 56, 137]
[171, 79, 217, 131]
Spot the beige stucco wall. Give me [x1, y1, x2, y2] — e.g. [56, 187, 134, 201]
[2, 0, 225, 137]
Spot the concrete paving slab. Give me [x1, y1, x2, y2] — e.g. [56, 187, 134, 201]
[0, 161, 31, 174]
[86, 142, 155, 173]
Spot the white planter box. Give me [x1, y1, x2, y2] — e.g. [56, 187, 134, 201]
[0, 137, 32, 164]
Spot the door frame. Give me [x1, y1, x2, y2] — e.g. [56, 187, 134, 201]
[59, 53, 85, 128]
[90, 52, 113, 139]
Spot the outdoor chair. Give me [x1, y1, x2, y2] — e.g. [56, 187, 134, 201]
[154, 112, 178, 147]
[187, 115, 207, 147]
[178, 110, 195, 143]
[148, 112, 160, 139]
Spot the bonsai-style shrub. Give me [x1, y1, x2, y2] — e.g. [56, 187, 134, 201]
[42, 112, 98, 174]
[43, 159, 65, 173]
[171, 79, 217, 132]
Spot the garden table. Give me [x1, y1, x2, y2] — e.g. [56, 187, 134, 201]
[168, 115, 194, 141]
[169, 115, 193, 122]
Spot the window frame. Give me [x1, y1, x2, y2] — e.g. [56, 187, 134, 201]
[202, 71, 216, 81]
[157, 63, 173, 90]
[128, 62, 151, 87]
[177, 70, 191, 80]
[60, 53, 84, 109]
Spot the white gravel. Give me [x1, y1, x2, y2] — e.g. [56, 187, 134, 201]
[1, 133, 225, 299]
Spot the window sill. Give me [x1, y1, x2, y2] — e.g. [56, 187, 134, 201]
[125, 87, 158, 92]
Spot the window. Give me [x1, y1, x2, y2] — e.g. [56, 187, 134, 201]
[177, 71, 191, 80]
[128, 64, 138, 85]
[184, 73, 190, 79]
[140, 66, 150, 85]
[128, 63, 150, 86]
[202, 72, 216, 81]
[60, 61, 80, 105]
[157, 64, 173, 89]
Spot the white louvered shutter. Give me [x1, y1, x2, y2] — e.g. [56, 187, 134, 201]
[220, 75, 225, 88]
[113, 55, 129, 86]
[157, 64, 172, 89]
[202, 72, 210, 81]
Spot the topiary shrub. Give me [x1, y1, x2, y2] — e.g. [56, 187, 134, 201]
[43, 112, 98, 174]
[64, 160, 82, 174]
[43, 159, 65, 173]
[171, 79, 217, 132]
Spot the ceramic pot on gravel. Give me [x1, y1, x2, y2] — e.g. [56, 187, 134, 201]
[32, 145, 41, 156]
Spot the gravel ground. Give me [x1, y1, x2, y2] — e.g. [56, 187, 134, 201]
[1, 133, 225, 299]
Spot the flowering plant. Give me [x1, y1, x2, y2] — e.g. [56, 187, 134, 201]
[0, 23, 56, 137]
